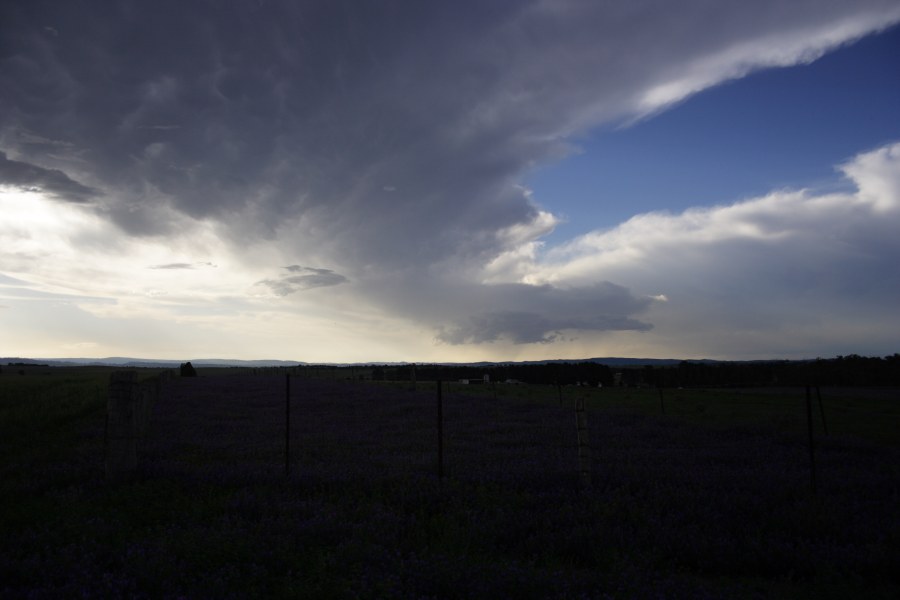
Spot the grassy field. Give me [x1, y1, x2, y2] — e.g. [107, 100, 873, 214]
[441, 381, 900, 447]
[2, 369, 898, 598]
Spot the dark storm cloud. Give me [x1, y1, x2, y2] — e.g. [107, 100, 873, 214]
[367, 278, 653, 345]
[5, 0, 890, 247]
[2, 0, 896, 345]
[436, 310, 651, 345]
[0, 151, 100, 202]
[259, 265, 348, 296]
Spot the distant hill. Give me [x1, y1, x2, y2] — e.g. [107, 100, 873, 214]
[1, 357, 308, 368]
[6, 355, 894, 387]
[2, 356, 728, 369]
[452, 357, 718, 367]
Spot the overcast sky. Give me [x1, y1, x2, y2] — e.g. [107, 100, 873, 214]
[2, 0, 899, 362]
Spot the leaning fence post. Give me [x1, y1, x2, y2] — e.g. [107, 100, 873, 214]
[575, 394, 592, 488]
[106, 371, 139, 479]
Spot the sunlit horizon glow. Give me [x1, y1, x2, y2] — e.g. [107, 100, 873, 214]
[2, 1, 899, 363]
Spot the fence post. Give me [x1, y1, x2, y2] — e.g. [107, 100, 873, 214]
[106, 371, 138, 479]
[805, 386, 817, 494]
[658, 386, 666, 415]
[492, 381, 500, 432]
[437, 379, 444, 480]
[557, 380, 563, 406]
[136, 377, 158, 444]
[815, 385, 829, 436]
[285, 374, 291, 476]
[100, 385, 107, 467]
[575, 394, 592, 488]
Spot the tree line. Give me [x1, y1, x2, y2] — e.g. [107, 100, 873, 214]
[367, 354, 900, 388]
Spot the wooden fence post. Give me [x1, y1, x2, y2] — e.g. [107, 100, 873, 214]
[805, 386, 817, 494]
[492, 381, 500, 432]
[136, 378, 157, 443]
[106, 371, 138, 479]
[285, 374, 291, 476]
[815, 385, 829, 436]
[100, 385, 107, 466]
[437, 379, 444, 480]
[575, 394, 591, 488]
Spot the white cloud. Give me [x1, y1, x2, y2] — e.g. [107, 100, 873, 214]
[635, 9, 900, 115]
[841, 142, 900, 212]
[510, 143, 900, 358]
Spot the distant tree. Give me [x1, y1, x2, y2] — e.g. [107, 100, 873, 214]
[180, 361, 197, 377]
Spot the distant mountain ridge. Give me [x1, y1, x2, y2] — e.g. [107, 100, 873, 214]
[3, 356, 772, 368]
[1, 357, 307, 368]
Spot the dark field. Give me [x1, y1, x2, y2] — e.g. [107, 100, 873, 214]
[1, 371, 899, 598]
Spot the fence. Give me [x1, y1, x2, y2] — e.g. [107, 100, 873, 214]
[10, 370, 896, 598]
[117, 373, 898, 498]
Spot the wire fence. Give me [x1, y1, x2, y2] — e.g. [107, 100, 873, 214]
[124, 373, 900, 497]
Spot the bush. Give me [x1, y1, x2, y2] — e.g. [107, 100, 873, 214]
[179, 362, 197, 377]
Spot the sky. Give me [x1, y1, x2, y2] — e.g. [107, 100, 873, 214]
[1, 0, 899, 363]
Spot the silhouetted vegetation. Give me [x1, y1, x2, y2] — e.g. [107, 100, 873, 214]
[381, 362, 615, 386]
[370, 354, 900, 388]
[179, 361, 197, 377]
[667, 354, 900, 387]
